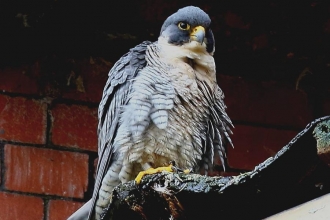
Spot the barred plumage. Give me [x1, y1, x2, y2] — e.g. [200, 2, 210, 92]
[68, 6, 233, 220]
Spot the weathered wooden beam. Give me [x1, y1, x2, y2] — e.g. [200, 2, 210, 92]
[101, 116, 330, 220]
[265, 192, 330, 219]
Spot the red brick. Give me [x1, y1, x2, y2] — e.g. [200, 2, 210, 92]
[227, 125, 298, 170]
[48, 200, 84, 220]
[4, 145, 89, 198]
[323, 99, 330, 116]
[0, 95, 46, 144]
[0, 159, 1, 185]
[94, 157, 98, 179]
[0, 59, 108, 103]
[62, 58, 109, 103]
[0, 66, 39, 94]
[217, 75, 313, 128]
[0, 192, 44, 220]
[51, 104, 98, 151]
[224, 11, 249, 30]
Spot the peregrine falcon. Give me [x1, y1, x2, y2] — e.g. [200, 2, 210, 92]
[68, 6, 233, 220]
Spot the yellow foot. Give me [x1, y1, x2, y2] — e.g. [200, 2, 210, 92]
[183, 169, 190, 174]
[135, 165, 173, 184]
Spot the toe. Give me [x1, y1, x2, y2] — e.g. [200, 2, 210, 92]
[135, 165, 173, 184]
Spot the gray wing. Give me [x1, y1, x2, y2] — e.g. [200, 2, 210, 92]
[88, 41, 151, 219]
[200, 81, 233, 173]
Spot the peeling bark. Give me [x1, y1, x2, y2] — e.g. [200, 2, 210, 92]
[102, 116, 330, 220]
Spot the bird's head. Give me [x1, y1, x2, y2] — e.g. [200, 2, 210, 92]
[159, 6, 215, 55]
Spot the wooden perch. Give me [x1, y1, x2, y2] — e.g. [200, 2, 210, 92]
[101, 116, 330, 220]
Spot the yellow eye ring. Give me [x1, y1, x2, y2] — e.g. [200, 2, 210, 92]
[178, 22, 190, 30]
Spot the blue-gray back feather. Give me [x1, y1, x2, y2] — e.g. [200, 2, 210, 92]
[88, 41, 151, 219]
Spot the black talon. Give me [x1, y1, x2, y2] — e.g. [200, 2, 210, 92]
[168, 161, 187, 173]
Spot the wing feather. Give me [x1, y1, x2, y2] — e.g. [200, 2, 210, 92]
[200, 81, 234, 173]
[211, 85, 234, 170]
[88, 41, 151, 219]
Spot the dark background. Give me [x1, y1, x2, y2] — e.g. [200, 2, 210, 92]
[1, 0, 330, 83]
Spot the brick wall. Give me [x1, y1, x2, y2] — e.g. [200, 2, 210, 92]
[0, 60, 329, 219]
[0, 60, 102, 220]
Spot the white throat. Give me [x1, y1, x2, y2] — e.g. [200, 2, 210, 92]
[156, 36, 217, 88]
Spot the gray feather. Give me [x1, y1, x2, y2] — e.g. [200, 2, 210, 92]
[88, 41, 151, 219]
[80, 6, 234, 220]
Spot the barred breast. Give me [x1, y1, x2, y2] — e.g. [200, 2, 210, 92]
[95, 41, 218, 219]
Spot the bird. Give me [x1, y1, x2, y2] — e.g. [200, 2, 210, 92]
[68, 6, 233, 220]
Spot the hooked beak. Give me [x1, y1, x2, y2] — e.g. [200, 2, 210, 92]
[190, 26, 205, 44]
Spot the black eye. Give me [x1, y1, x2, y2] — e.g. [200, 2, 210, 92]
[178, 22, 190, 30]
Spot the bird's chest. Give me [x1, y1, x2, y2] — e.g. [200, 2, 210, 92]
[131, 103, 205, 169]
[121, 58, 213, 169]
[126, 71, 209, 168]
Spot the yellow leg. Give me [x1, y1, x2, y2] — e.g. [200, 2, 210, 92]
[135, 164, 173, 184]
